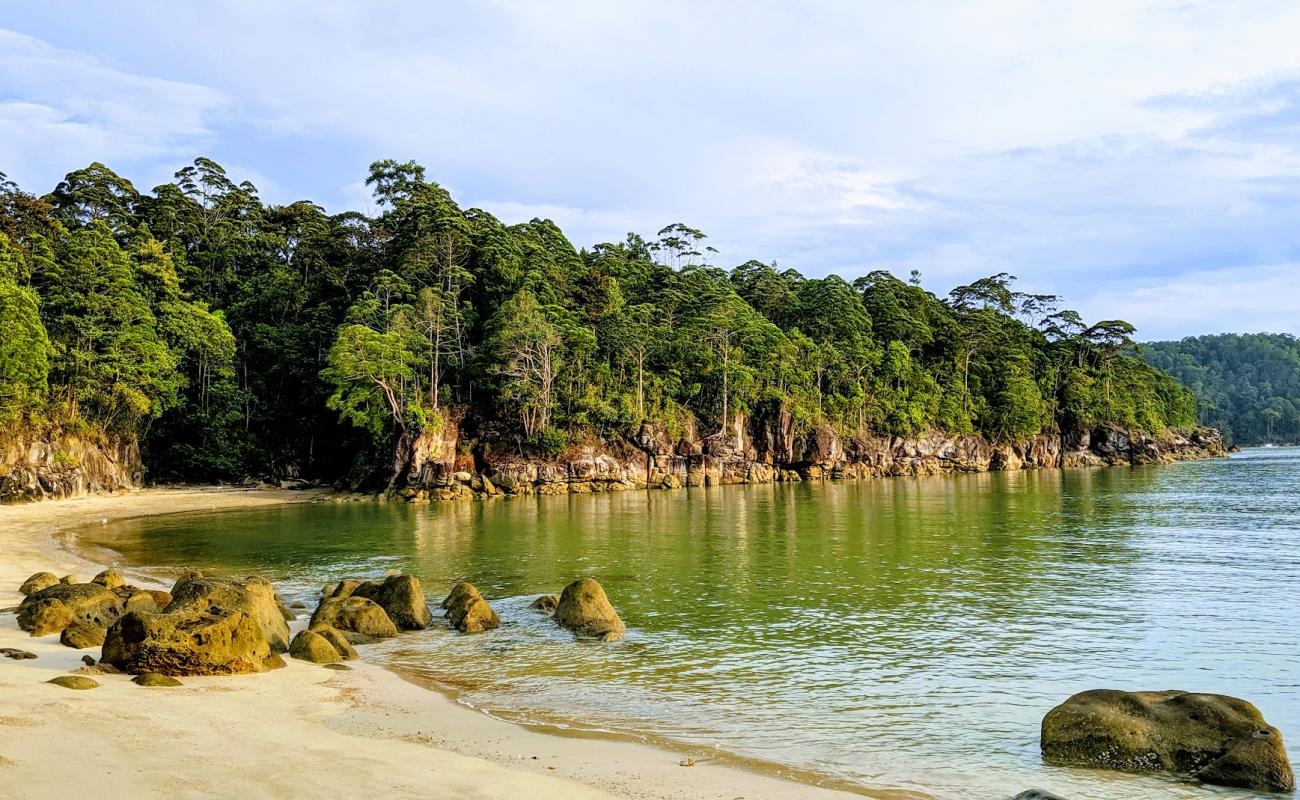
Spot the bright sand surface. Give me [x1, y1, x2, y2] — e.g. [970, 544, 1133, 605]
[0, 488, 879, 800]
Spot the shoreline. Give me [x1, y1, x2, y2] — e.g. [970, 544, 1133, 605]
[0, 487, 891, 800]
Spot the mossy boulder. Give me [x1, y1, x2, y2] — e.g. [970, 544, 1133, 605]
[289, 629, 342, 664]
[309, 596, 398, 639]
[60, 621, 107, 649]
[132, 672, 183, 687]
[18, 582, 123, 637]
[308, 625, 357, 660]
[530, 594, 559, 613]
[1041, 689, 1294, 793]
[352, 574, 432, 630]
[441, 582, 499, 633]
[19, 571, 59, 596]
[166, 575, 291, 653]
[47, 675, 99, 690]
[101, 609, 273, 676]
[553, 578, 625, 641]
[91, 568, 126, 590]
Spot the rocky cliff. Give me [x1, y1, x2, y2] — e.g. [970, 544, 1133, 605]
[0, 430, 142, 504]
[393, 410, 1227, 502]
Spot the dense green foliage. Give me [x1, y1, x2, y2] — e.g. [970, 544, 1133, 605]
[1143, 333, 1300, 444]
[0, 160, 1196, 482]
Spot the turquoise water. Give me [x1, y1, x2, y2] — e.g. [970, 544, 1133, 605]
[83, 449, 1300, 799]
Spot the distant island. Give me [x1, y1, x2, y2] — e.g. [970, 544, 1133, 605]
[1, 158, 1215, 501]
[1143, 333, 1300, 446]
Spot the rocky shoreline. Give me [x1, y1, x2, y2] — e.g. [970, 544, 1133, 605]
[394, 419, 1228, 502]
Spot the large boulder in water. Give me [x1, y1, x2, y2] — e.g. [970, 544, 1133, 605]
[309, 596, 398, 639]
[352, 574, 433, 630]
[18, 583, 123, 637]
[441, 582, 499, 633]
[1041, 689, 1294, 793]
[101, 609, 273, 676]
[553, 578, 625, 641]
[166, 575, 291, 653]
[19, 572, 59, 596]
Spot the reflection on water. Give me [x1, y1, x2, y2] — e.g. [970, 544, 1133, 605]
[84, 450, 1300, 799]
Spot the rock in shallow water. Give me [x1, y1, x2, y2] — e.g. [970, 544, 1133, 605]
[553, 578, 625, 641]
[1041, 689, 1294, 794]
[441, 582, 499, 633]
[352, 574, 432, 630]
[529, 594, 559, 613]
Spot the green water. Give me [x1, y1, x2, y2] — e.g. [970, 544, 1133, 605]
[82, 450, 1300, 799]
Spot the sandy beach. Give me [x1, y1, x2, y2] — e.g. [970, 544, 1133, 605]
[0, 488, 878, 800]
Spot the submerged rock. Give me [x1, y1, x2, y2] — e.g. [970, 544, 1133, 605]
[309, 596, 398, 639]
[19, 571, 59, 596]
[132, 672, 183, 687]
[1041, 689, 1294, 793]
[529, 594, 559, 613]
[102, 609, 273, 676]
[47, 675, 99, 690]
[60, 621, 107, 649]
[553, 578, 625, 641]
[352, 574, 433, 630]
[289, 629, 341, 664]
[91, 568, 126, 590]
[167, 575, 291, 653]
[441, 582, 499, 633]
[17, 582, 122, 637]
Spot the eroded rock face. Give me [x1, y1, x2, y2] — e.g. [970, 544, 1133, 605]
[553, 578, 624, 641]
[352, 574, 433, 630]
[102, 609, 272, 676]
[1041, 689, 1294, 793]
[166, 575, 291, 653]
[441, 582, 499, 633]
[19, 572, 59, 596]
[309, 596, 398, 639]
[18, 582, 123, 637]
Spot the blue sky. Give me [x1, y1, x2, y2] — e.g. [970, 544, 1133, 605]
[2, 1, 1299, 339]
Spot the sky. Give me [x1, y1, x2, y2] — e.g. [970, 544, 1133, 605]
[2, 1, 1299, 340]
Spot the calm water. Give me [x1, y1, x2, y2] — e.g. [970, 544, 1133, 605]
[81, 450, 1300, 799]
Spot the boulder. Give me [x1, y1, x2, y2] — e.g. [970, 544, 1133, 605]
[352, 574, 432, 630]
[553, 578, 625, 641]
[47, 675, 99, 690]
[309, 625, 357, 660]
[19, 571, 59, 596]
[289, 629, 342, 664]
[1041, 689, 1294, 793]
[440, 581, 480, 610]
[101, 609, 273, 676]
[59, 575, 76, 585]
[327, 578, 365, 599]
[166, 575, 291, 653]
[132, 672, 183, 687]
[309, 596, 398, 639]
[17, 582, 123, 636]
[530, 594, 559, 613]
[91, 568, 126, 590]
[60, 621, 107, 649]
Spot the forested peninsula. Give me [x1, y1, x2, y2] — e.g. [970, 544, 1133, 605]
[0, 159, 1222, 502]
[1143, 333, 1300, 445]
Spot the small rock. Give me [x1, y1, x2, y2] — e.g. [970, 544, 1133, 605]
[19, 571, 59, 596]
[60, 622, 107, 649]
[553, 578, 625, 641]
[47, 675, 99, 690]
[58, 575, 77, 585]
[678, 758, 695, 767]
[529, 595, 559, 613]
[132, 672, 183, 687]
[0, 648, 37, 660]
[91, 568, 126, 590]
[1009, 792, 1069, 800]
[322, 663, 352, 671]
[81, 655, 96, 666]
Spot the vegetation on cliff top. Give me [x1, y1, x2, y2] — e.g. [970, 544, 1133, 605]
[1143, 333, 1300, 445]
[0, 159, 1194, 482]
